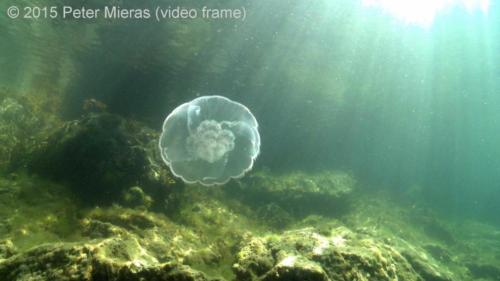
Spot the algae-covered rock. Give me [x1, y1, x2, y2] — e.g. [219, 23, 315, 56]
[0, 240, 217, 281]
[121, 186, 153, 210]
[0, 240, 16, 260]
[0, 203, 229, 281]
[256, 203, 294, 229]
[402, 250, 453, 281]
[234, 226, 455, 281]
[0, 170, 489, 281]
[261, 255, 329, 281]
[423, 244, 452, 263]
[0, 175, 81, 250]
[227, 170, 354, 218]
[0, 97, 42, 170]
[29, 113, 173, 204]
[466, 262, 500, 280]
[82, 205, 232, 278]
[233, 235, 273, 281]
[0, 243, 94, 281]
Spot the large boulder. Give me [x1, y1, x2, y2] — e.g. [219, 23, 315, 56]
[29, 113, 174, 204]
[226, 171, 355, 219]
[0, 205, 226, 281]
[0, 97, 42, 171]
[0, 241, 217, 281]
[233, 227, 454, 281]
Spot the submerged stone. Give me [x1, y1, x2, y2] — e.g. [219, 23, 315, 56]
[0, 97, 41, 170]
[227, 170, 355, 218]
[29, 113, 172, 204]
[466, 263, 500, 280]
[234, 227, 455, 281]
[121, 186, 153, 210]
[0, 240, 16, 260]
[0, 242, 216, 281]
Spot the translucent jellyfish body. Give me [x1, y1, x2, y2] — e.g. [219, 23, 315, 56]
[159, 96, 260, 185]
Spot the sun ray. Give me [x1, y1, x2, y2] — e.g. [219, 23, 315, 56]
[362, 0, 490, 27]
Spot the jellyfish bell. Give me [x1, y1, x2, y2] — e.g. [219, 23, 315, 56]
[159, 95, 260, 186]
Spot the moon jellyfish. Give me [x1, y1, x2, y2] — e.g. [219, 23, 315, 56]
[159, 95, 260, 186]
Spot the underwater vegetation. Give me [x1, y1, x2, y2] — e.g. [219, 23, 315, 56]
[159, 96, 260, 186]
[0, 0, 498, 279]
[25, 111, 178, 206]
[0, 93, 499, 280]
[0, 96, 52, 172]
[1, 168, 500, 281]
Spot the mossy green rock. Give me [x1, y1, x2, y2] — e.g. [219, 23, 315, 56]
[228, 171, 354, 217]
[0, 205, 226, 281]
[29, 113, 170, 204]
[0, 241, 217, 281]
[0, 97, 42, 170]
[234, 227, 454, 281]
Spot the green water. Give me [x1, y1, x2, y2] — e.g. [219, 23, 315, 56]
[0, 0, 499, 280]
[5, 0, 497, 219]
